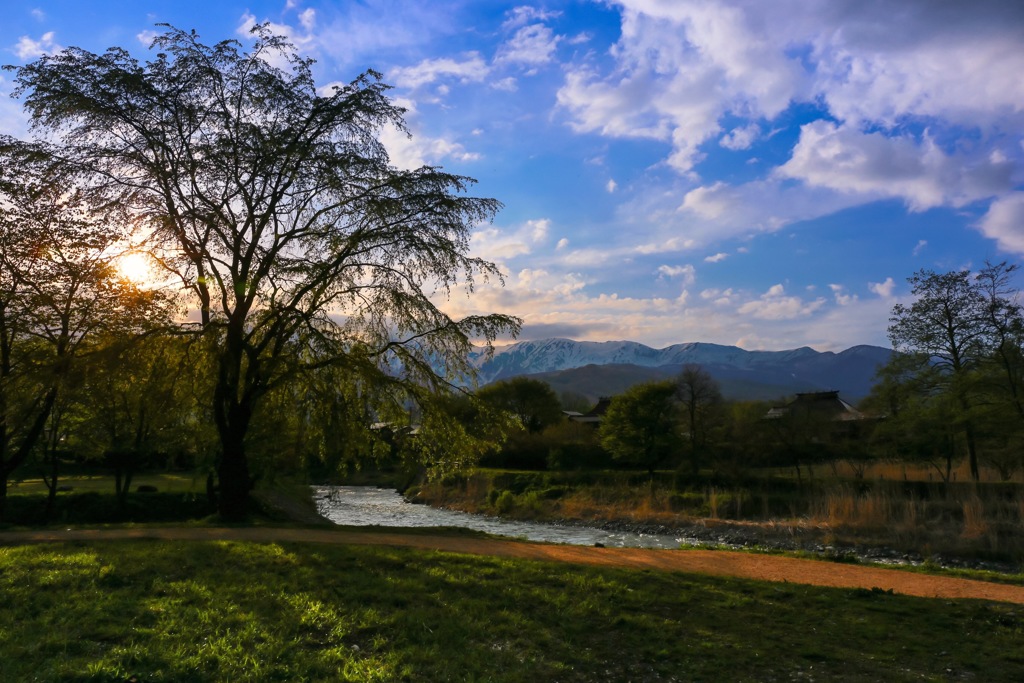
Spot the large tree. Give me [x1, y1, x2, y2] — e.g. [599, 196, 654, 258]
[10, 25, 518, 517]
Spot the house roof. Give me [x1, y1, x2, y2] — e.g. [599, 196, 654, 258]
[765, 391, 867, 421]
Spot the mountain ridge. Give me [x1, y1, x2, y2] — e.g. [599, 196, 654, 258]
[470, 338, 893, 402]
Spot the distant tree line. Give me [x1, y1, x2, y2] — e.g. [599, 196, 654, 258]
[464, 262, 1024, 484]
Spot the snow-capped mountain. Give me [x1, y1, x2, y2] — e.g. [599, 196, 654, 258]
[470, 338, 893, 401]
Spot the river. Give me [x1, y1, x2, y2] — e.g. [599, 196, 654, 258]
[312, 486, 702, 549]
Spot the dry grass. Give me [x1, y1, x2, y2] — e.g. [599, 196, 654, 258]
[826, 460, 1024, 483]
[413, 466, 1024, 562]
[808, 483, 1024, 559]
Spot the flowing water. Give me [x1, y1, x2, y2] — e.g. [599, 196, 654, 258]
[313, 486, 702, 549]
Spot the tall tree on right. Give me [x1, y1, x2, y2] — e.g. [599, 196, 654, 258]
[887, 269, 987, 480]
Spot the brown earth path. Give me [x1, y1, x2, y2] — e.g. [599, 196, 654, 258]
[2, 526, 1023, 604]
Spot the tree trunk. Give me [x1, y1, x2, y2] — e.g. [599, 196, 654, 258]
[218, 436, 251, 520]
[963, 421, 980, 481]
[213, 320, 256, 520]
[43, 449, 58, 523]
[0, 474, 7, 522]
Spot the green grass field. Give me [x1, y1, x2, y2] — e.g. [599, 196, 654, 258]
[1, 539, 1022, 682]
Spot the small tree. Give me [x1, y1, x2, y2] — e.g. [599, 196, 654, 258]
[675, 364, 723, 475]
[598, 381, 679, 476]
[477, 377, 563, 434]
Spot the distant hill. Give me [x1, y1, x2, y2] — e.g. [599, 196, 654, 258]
[470, 338, 893, 403]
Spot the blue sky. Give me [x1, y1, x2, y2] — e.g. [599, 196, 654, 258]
[2, 0, 1023, 351]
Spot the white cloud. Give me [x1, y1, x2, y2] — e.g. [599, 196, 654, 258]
[720, 123, 760, 150]
[868, 278, 897, 298]
[606, 179, 617, 193]
[497, 24, 561, 65]
[977, 193, 1024, 255]
[491, 77, 518, 92]
[389, 53, 489, 89]
[912, 240, 928, 256]
[737, 284, 825, 320]
[554, 0, 1024, 231]
[776, 121, 1012, 211]
[14, 31, 61, 60]
[236, 11, 316, 68]
[657, 264, 696, 285]
[380, 122, 480, 171]
[704, 252, 728, 263]
[557, 2, 802, 173]
[137, 30, 158, 46]
[634, 237, 695, 254]
[829, 284, 858, 306]
[556, 238, 569, 250]
[444, 268, 889, 350]
[298, 8, 317, 32]
[502, 6, 562, 30]
[30, 8, 45, 21]
[471, 219, 552, 261]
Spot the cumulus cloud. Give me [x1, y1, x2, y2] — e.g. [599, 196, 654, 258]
[555, 0, 1024, 227]
[606, 179, 617, 193]
[868, 278, 897, 298]
[557, 2, 802, 172]
[776, 121, 1013, 211]
[737, 284, 825, 320]
[471, 219, 552, 261]
[14, 31, 60, 60]
[379, 103, 480, 171]
[657, 264, 696, 285]
[829, 284, 858, 306]
[498, 23, 562, 65]
[704, 252, 728, 263]
[977, 193, 1024, 255]
[389, 53, 489, 89]
[720, 123, 760, 150]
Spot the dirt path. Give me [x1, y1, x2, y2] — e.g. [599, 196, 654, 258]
[2, 526, 1023, 604]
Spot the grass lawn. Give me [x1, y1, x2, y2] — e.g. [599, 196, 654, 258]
[1, 540, 1022, 681]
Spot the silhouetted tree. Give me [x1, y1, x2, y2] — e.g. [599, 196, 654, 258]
[12, 26, 519, 517]
[675, 364, 723, 475]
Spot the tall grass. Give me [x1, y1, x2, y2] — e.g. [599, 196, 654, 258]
[809, 483, 1024, 559]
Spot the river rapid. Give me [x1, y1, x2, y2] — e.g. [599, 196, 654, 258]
[313, 485, 703, 549]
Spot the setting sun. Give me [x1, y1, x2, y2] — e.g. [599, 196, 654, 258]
[117, 252, 153, 283]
